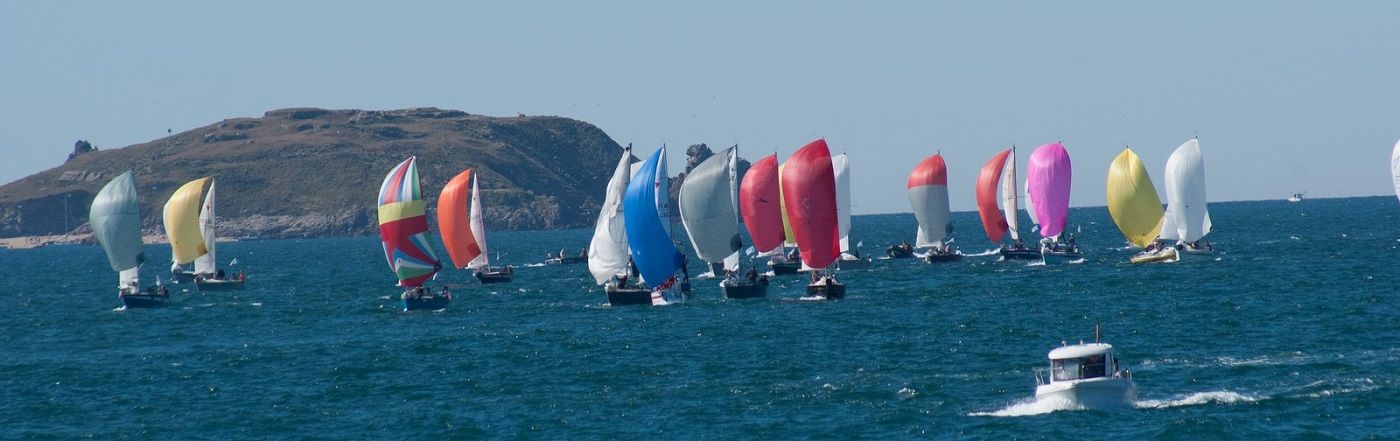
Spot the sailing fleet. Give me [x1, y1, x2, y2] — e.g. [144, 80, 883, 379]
[91, 134, 1344, 312]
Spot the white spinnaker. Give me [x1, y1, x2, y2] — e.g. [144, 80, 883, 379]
[90, 171, 145, 287]
[1000, 148, 1020, 241]
[909, 182, 951, 248]
[832, 154, 852, 252]
[194, 179, 217, 275]
[468, 175, 489, 269]
[588, 148, 634, 285]
[1391, 138, 1400, 204]
[1163, 139, 1212, 242]
[679, 147, 741, 269]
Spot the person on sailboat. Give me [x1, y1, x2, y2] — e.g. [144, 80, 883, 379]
[746, 267, 758, 284]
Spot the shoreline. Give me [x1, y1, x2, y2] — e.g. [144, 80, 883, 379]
[0, 234, 240, 250]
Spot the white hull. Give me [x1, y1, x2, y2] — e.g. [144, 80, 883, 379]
[1035, 377, 1136, 408]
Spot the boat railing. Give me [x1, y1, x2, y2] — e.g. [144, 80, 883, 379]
[1034, 368, 1049, 386]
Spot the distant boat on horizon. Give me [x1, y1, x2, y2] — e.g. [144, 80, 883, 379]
[1287, 192, 1305, 203]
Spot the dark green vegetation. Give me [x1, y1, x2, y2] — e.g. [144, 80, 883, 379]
[0, 108, 627, 238]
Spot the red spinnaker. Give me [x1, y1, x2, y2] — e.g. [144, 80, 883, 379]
[976, 149, 1011, 243]
[438, 169, 482, 269]
[739, 154, 785, 254]
[780, 139, 840, 269]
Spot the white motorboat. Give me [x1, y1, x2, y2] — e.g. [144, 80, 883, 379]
[1034, 339, 1135, 408]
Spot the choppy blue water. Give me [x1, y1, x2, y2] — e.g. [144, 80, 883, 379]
[3, 196, 1398, 439]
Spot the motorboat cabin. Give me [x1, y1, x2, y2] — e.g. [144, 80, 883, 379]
[1034, 342, 1135, 407]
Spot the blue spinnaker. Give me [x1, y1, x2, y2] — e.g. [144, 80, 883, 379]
[624, 147, 683, 286]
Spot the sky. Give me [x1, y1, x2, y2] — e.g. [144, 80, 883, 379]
[2, 1, 1397, 214]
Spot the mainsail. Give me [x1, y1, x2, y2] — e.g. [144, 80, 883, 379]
[1393, 138, 1400, 204]
[193, 179, 217, 275]
[909, 153, 952, 248]
[162, 177, 210, 268]
[90, 171, 145, 288]
[588, 147, 634, 285]
[832, 154, 852, 252]
[1106, 148, 1165, 248]
[679, 146, 741, 271]
[1026, 143, 1072, 239]
[781, 139, 840, 270]
[739, 154, 785, 256]
[376, 157, 440, 287]
[1161, 139, 1212, 243]
[975, 149, 1012, 243]
[623, 147, 683, 286]
[1001, 147, 1021, 241]
[439, 169, 484, 269]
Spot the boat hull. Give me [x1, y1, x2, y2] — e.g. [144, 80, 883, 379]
[836, 257, 870, 270]
[1035, 377, 1136, 408]
[886, 247, 915, 259]
[721, 280, 768, 299]
[120, 292, 170, 308]
[195, 277, 246, 291]
[171, 271, 198, 283]
[805, 281, 846, 300]
[402, 295, 450, 311]
[545, 256, 586, 265]
[474, 271, 513, 284]
[1000, 247, 1042, 260]
[1130, 248, 1178, 264]
[605, 286, 653, 306]
[770, 261, 802, 275]
[924, 252, 963, 263]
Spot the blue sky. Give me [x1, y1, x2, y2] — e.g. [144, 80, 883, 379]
[2, 1, 1397, 214]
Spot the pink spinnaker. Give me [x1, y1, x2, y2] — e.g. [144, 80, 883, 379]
[1026, 143, 1072, 238]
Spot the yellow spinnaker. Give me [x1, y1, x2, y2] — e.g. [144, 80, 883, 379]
[778, 162, 796, 245]
[1106, 148, 1164, 248]
[163, 177, 211, 264]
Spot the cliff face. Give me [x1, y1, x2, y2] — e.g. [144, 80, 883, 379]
[0, 108, 625, 238]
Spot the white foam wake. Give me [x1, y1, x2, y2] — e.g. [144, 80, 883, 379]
[1134, 391, 1259, 409]
[969, 395, 1086, 417]
[523, 263, 546, 267]
[965, 248, 1000, 257]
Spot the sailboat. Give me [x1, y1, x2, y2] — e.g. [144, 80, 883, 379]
[909, 153, 962, 263]
[590, 146, 650, 305]
[164, 177, 245, 289]
[769, 161, 803, 275]
[975, 147, 1040, 260]
[377, 157, 448, 311]
[623, 146, 687, 306]
[1392, 139, 1400, 204]
[1106, 148, 1177, 264]
[680, 146, 765, 298]
[832, 154, 870, 269]
[1160, 139, 1214, 256]
[1027, 143, 1082, 264]
[90, 171, 168, 308]
[783, 139, 845, 299]
[736, 153, 783, 294]
[440, 169, 512, 284]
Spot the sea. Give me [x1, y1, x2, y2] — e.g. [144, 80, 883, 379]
[2, 196, 1398, 439]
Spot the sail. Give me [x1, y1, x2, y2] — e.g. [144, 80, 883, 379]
[624, 147, 683, 286]
[588, 147, 634, 285]
[832, 154, 852, 252]
[781, 139, 840, 269]
[679, 146, 741, 268]
[90, 171, 146, 283]
[1024, 176, 1039, 227]
[1393, 139, 1400, 204]
[1002, 148, 1020, 240]
[376, 157, 440, 287]
[778, 162, 797, 246]
[468, 175, 489, 269]
[1026, 143, 1072, 238]
[162, 177, 210, 265]
[975, 149, 1012, 244]
[1105, 148, 1165, 248]
[739, 154, 786, 256]
[439, 169, 483, 269]
[1162, 139, 1212, 242]
[193, 179, 217, 275]
[909, 153, 952, 248]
